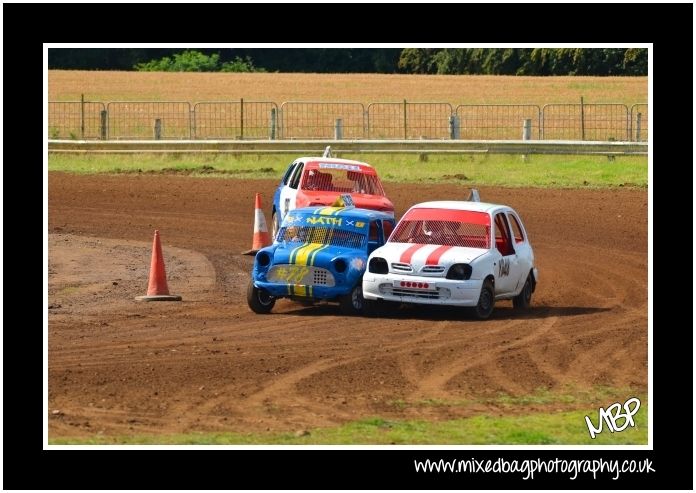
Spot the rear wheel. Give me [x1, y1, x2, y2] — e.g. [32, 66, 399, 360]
[512, 273, 533, 309]
[472, 279, 495, 320]
[247, 280, 275, 314]
[340, 283, 366, 316]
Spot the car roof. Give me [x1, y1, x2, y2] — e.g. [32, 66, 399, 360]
[295, 157, 373, 167]
[409, 201, 511, 214]
[294, 206, 394, 221]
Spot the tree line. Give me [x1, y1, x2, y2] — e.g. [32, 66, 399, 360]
[48, 48, 647, 76]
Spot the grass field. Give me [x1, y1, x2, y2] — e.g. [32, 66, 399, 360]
[48, 153, 648, 188]
[51, 391, 648, 445]
[48, 71, 647, 106]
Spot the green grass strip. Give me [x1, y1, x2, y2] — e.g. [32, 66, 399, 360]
[48, 153, 647, 188]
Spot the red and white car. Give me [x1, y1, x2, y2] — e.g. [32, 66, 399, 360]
[272, 155, 394, 238]
[363, 197, 538, 319]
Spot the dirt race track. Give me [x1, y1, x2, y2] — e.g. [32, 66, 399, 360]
[48, 172, 648, 439]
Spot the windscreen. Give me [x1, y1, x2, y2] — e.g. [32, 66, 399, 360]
[302, 167, 385, 196]
[278, 226, 365, 249]
[389, 209, 490, 249]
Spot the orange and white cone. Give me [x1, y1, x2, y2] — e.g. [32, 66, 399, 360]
[135, 230, 182, 301]
[242, 193, 272, 255]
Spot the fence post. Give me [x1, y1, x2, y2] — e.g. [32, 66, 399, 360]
[80, 94, 85, 139]
[636, 112, 642, 142]
[154, 118, 162, 140]
[449, 115, 460, 140]
[580, 96, 585, 141]
[100, 110, 107, 140]
[403, 99, 407, 140]
[334, 118, 343, 140]
[521, 118, 532, 162]
[269, 108, 276, 140]
[522, 119, 532, 140]
[240, 98, 244, 140]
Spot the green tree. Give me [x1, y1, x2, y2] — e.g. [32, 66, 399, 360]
[398, 48, 441, 74]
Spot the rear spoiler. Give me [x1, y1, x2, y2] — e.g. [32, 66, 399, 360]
[467, 189, 481, 202]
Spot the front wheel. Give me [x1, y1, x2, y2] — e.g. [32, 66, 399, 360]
[472, 279, 495, 320]
[339, 283, 366, 316]
[512, 273, 533, 309]
[247, 280, 276, 314]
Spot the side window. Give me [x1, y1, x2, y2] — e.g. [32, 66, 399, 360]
[507, 213, 525, 243]
[368, 220, 382, 253]
[494, 213, 515, 256]
[369, 221, 380, 242]
[282, 163, 297, 185]
[382, 220, 394, 241]
[288, 163, 304, 190]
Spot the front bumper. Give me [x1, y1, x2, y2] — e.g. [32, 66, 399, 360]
[253, 280, 352, 300]
[362, 273, 484, 306]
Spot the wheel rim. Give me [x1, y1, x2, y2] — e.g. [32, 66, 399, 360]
[352, 286, 363, 310]
[257, 289, 273, 306]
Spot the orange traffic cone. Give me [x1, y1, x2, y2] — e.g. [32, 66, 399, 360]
[135, 230, 182, 301]
[242, 193, 272, 255]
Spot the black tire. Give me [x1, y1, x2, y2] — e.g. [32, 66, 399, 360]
[271, 211, 280, 241]
[473, 279, 495, 320]
[339, 283, 366, 316]
[247, 280, 275, 314]
[512, 273, 533, 309]
[371, 300, 400, 317]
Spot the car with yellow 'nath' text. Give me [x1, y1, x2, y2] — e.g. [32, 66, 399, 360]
[248, 197, 396, 316]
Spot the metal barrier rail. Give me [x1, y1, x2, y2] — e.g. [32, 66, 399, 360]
[48, 139, 648, 155]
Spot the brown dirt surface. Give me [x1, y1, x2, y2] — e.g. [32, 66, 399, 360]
[48, 172, 648, 439]
[49, 71, 647, 106]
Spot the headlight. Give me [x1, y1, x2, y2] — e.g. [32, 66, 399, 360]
[369, 257, 388, 274]
[446, 263, 472, 280]
[334, 258, 347, 273]
[256, 251, 271, 267]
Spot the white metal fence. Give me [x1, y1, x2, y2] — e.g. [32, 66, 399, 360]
[48, 99, 649, 142]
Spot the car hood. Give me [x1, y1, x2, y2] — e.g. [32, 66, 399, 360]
[272, 241, 365, 266]
[302, 191, 393, 210]
[371, 242, 488, 271]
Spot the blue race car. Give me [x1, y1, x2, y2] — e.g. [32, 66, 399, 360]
[248, 200, 395, 315]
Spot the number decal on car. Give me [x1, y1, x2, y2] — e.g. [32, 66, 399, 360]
[498, 257, 510, 277]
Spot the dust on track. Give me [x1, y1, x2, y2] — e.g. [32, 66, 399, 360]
[48, 172, 647, 438]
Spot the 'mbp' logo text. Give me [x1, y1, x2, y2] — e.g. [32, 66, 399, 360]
[584, 397, 640, 439]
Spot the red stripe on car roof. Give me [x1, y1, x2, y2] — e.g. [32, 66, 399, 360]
[403, 208, 490, 225]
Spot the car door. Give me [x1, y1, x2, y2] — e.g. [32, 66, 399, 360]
[506, 211, 533, 286]
[275, 162, 297, 216]
[279, 161, 303, 220]
[492, 211, 526, 295]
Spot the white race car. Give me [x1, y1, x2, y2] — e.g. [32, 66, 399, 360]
[363, 196, 538, 319]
